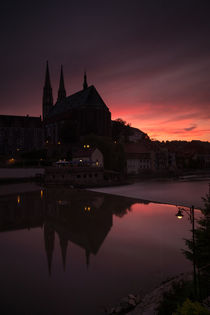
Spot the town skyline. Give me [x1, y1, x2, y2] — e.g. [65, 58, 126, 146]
[1, 1, 210, 142]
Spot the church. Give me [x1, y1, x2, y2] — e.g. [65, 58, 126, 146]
[0, 62, 112, 155]
[43, 62, 112, 144]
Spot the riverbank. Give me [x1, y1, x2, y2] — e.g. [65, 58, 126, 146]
[105, 272, 193, 314]
[89, 179, 210, 209]
[0, 167, 44, 184]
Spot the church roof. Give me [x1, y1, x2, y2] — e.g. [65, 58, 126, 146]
[48, 85, 108, 117]
[72, 147, 96, 158]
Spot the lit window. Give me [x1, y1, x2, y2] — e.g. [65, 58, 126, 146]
[17, 195, 20, 204]
[8, 158, 15, 164]
[87, 144, 90, 148]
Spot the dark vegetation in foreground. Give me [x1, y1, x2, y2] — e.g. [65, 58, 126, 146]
[157, 195, 210, 315]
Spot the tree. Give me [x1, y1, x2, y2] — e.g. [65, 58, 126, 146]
[112, 118, 132, 142]
[184, 195, 210, 300]
[83, 134, 126, 173]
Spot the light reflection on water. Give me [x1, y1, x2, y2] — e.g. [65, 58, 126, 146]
[0, 187, 200, 314]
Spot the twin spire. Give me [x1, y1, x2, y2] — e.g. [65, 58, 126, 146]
[57, 65, 66, 102]
[44, 61, 89, 102]
[43, 61, 88, 120]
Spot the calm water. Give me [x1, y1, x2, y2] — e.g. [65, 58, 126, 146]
[89, 180, 210, 208]
[0, 185, 201, 314]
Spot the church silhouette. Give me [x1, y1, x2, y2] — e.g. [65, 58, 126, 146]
[43, 62, 112, 144]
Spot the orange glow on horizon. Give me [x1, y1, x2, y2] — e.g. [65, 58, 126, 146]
[111, 101, 210, 142]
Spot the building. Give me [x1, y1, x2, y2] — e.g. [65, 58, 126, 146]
[128, 127, 148, 143]
[72, 147, 104, 167]
[124, 143, 155, 174]
[0, 115, 43, 155]
[0, 62, 112, 156]
[43, 62, 112, 144]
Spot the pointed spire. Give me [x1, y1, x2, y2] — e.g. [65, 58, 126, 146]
[44, 223, 55, 276]
[42, 61, 53, 120]
[83, 71, 88, 90]
[59, 234, 68, 271]
[45, 61, 51, 87]
[57, 65, 66, 102]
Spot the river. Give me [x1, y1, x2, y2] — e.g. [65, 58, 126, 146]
[0, 180, 207, 314]
[89, 179, 210, 209]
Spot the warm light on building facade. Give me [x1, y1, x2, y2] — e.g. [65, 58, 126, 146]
[8, 158, 15, 164]
[17, 195, 20, 204]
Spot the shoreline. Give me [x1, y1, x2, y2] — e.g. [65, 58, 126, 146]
[88, 179, 209, 209]
[105, 271, 193, 315]
[0, 176, 208, 209]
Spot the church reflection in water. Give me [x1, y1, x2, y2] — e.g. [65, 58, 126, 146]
[0, 188, 147, 275]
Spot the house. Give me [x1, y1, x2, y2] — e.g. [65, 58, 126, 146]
[0, 115, 43, 155]
[124, 143, 155, 174]
[72, 147, 104, 167]
[128, 127, 148, 143]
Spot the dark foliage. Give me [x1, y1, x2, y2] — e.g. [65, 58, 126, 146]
[157, 195, 210, 314]
[183, 195, 210, 300]
[83, 134, 126, 172]
[112, 118, 133, 142]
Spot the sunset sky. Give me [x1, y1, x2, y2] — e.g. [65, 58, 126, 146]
[1, 0, 210, 141]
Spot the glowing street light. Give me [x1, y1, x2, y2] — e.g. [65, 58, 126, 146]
[175, 209, 183, 219]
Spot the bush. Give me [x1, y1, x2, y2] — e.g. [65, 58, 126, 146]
[174, 299, 210, 315]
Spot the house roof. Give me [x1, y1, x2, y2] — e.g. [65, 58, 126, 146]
[126, 152, 151, 159]
[48, 85, 109, 117]
[124, 143, 152, 154]
[0, 115, 42, 128]
[72, 148, 96, 158]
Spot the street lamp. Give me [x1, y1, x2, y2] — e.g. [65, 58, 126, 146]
[175, 206, 194, 223]
[176, 209, 183, 219]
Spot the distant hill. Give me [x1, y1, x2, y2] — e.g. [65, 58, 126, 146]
[112, 118, 149, 143]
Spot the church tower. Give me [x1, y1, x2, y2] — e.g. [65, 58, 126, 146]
[59, 234, 68, 271]
[83, 71, 88, 90]
[42, 61, 53, 120]
[57, 65, 66, 102]
[44, 222, 55, 276]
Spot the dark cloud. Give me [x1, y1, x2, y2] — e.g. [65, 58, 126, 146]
[184, 124, 197, 132]
[1, 0, 210, 139]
